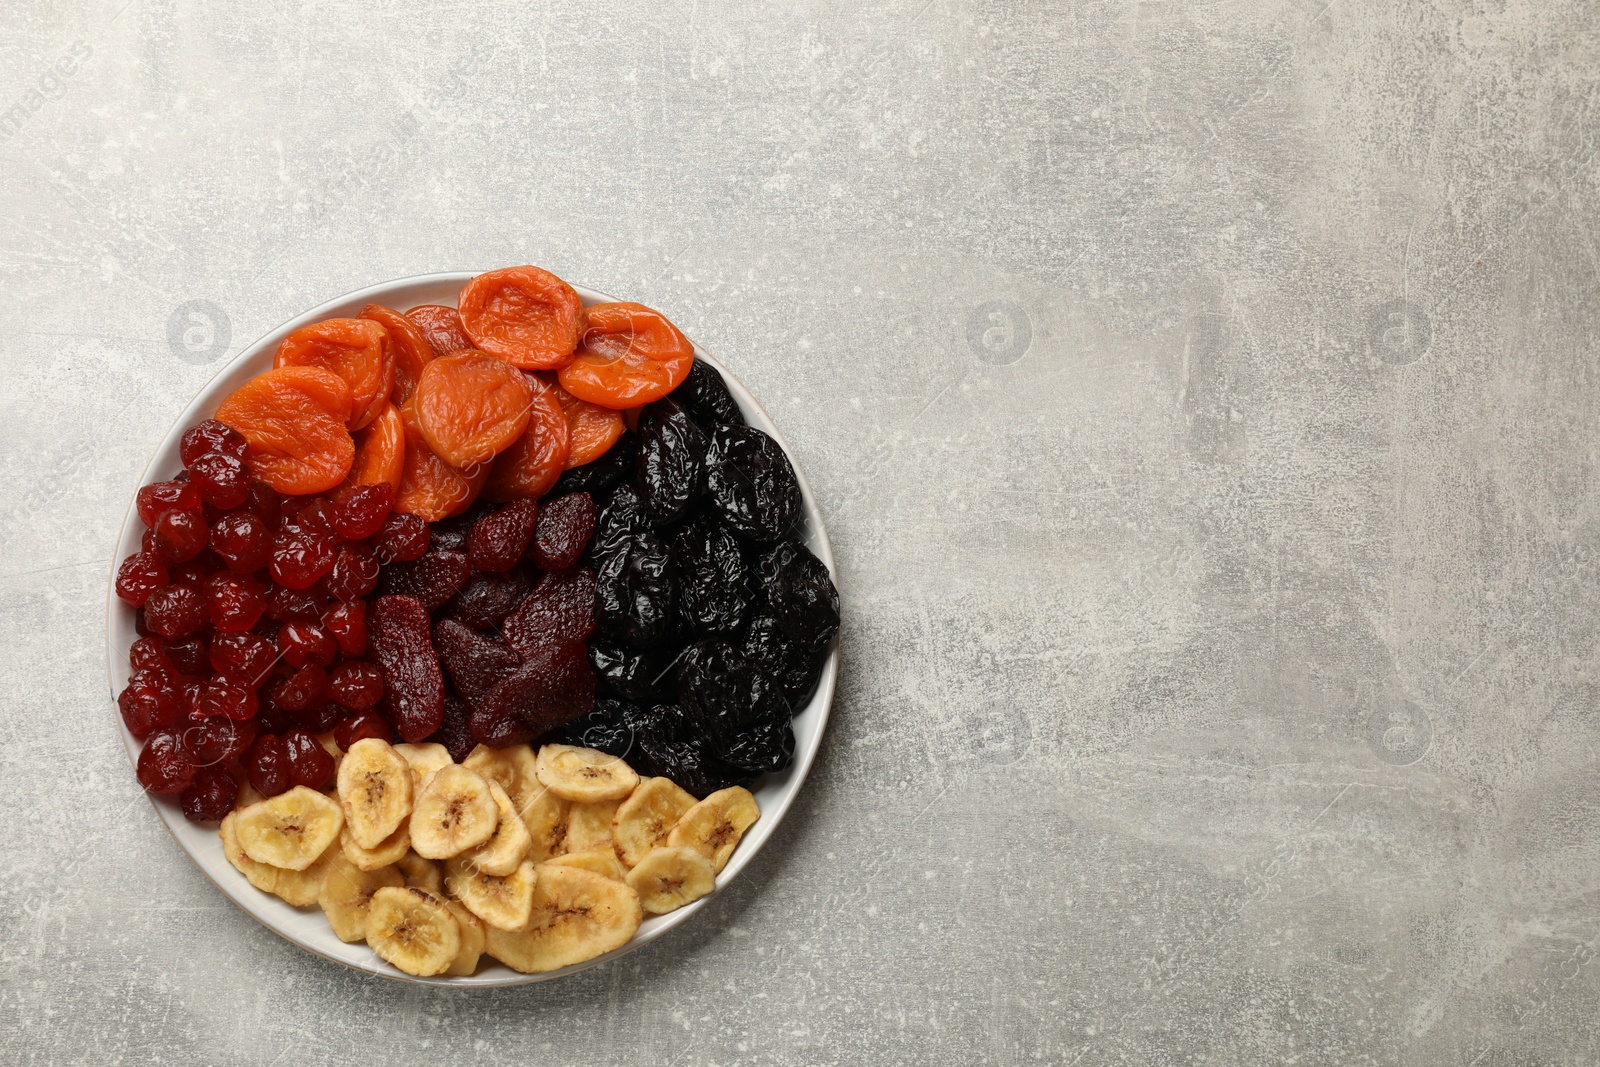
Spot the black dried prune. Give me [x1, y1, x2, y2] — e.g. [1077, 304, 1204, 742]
[742, 612, 827, 709]
[556, 697, 637, 757]
[721, 706, 795, 774]
[636, 397, 707, 526]
[630, 736, 743, 800]
[705, 424, 801, 543]
[377, 549, 471, 610]
[589, 639, 679, 704]
[671, 513, 751, 637]
[442, 568, 532, 630]
[553, 432, 638, 497]
[594, 531, 676, 648]
[676, 639, 781, 754]
[434, 619, 520, 703]
[633, 702, 692, 746]
[669, 359, 745, 429]
[758, 540, 839, 651]
[587, 483, 649, 565]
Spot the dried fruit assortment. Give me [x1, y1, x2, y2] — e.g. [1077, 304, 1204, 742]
[114, 265, 835, 977]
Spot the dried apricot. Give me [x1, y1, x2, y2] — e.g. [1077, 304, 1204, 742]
[216, 367, 355, 496]
[483, 374, 570, 501]
[405, 304, 475, 357]
[395, 400, 489, 521]
[360, 304, 434, 403]
[273, 318, 393, 430]
[412, 350, 535, 468]
[344, 402, 405, 493]
[457, 266, 585, 370]
[551, 382, 625, 467]
[557, 302, 695, 409]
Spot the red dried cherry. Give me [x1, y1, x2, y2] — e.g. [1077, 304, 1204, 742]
[180, 419, 248, 466]
[324, 541, 379, 602]
[136, 480, 202, 527]
[204, 572, 266, 632]
[169, 549, 224, 586]
[334, 709, 392, 749]
[128, 636, 174, 677]
[208, 631, 277, 687]
[278, 620, 337, 669]
[324, 600, 368, 657]
[370, 512, 430, 563]
[245, 733, 291, 797]
[331, 482, 395, 540]
[184, 711, 257, 766]
[211, 511, 272, 573]
[194, 676, 258, 720]
[162, 634, 210, 675]
[115, 550, 169, 606]
[244, 481, 283, 529]
[137, 729, 197, 794]
[144, 583, 207, 639]
[188, 451, 251, 509]
[271, 664, 328, 711]
[295, 698, 343, 734]
[329, 661, 384, 710]
[153, 508, 209, 563]
[269, 529, 337, 589]
[265, 583, 327, 622]
[180, 767, 239, 823]
[118, 671, 180, 738]
[284, 729, 335, 790]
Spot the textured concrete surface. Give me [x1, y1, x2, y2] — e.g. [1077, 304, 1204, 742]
[3, 0, 1599, 1063]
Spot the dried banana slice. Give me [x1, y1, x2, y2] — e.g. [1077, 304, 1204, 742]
[444, 856, 536, 931]
[612, 777, 697, 868]
[394, 742, 453, 790]
[443, 900, 486, 977]
[410, 765, 499, 859]
[220, 811, 278, 895]
[270, 839, 339, 907]
[365, 887, 460, 977]
[341, 821, 410, 871]
[522, 786, 570, 864]
[534, 745, 639, 803]
[625, 846, 716, 915]
[463, 744, 542, 816]
[545, 849, 627, 882]
[235, 786, 344, 870]
[564, 797, 621, 855]
[319, 853, 403, 942]
[666, 786, 760, 874]
[397, 853, 444, 895]
[463, 781, 531, 877]
[337, 738, 414, 849]
[484, 866, 642, 974]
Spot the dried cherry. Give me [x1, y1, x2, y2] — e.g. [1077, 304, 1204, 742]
[269, 528, 338, 590]
[153, 508, 209, 563]
[116, 550, 169, 607]
[334, 709, 392, 749]
[245, 733, 292, 797]
[330, 481, 395, 540]
[325, 541, 380, 601]
[119, 673, 181, 739]
[211, 511, 272, 573]
[204, 572, 266, 632]
[284, 728, 335, 790]
[137, 728, 197, 794]
[188, 451, 251, 510]
[370, 511, 430, 563]
[324, 599, 369, 657]
[144, 583, 207, 639]
[277, 620, 337, 669]
[163, 634, 211, 675]
[329, 661, 385, 710]
[180, 767, 238, 823]
[185, 711, 257, 766]
[272, 664, 329, 711]
[137, 479, 201, 527]
[180, 419, 248, 465]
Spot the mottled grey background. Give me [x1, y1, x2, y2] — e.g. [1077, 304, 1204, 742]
[3, 0, 1598, 1063]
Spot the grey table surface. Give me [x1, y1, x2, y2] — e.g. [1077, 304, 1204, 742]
[3, 0, 1598, 1063]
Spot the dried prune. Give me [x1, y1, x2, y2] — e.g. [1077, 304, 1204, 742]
[530, 492, 596, 571]
[720, 703, 795, 774]
[434, 619, 521, 704]
[378, 548, 471, 610]
[636, 397, 707, 526]
[759, 540, 840, 651]
[503, 568, 597, 659]
[468, 498, 539, 573]
[705, 424, 801, 543]
[432, 695, 476, 762]
[594, 531, 675, 648]
[442, 568, 531, 630]
[588, 640, 678, 705]
[474, 640, 596, 738]
[368, 594, 445, 743]
[587, 483, 649, 564]
[672, 513, 750, 636]
[668, 359, 745, 429]
[555, 697, 637, 756]
[629, 736, 741, 800]
[742, 612, 827, 708]
[675, 640, 771, 752]
[553, 431, 637, 497]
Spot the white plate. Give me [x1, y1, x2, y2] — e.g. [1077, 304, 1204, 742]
[104, 272, 838, 985]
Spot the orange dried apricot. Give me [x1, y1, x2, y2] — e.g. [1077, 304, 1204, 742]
[395, 400, 490, 521]
[412, 350, 535, 468]
[458, 266, 585, 370]
[405, 304, 475, 358]
[344, 401, 405, 493]
[485, 375, 571, 501]
[360, 304, 433, 404]
[556, 301, 694, 409]
[216, 367, 355, 495]
[273, 318, 393, 430]
[551, 381, 625, 467]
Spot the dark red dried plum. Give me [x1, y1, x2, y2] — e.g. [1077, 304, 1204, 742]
[503, 568, 597, 659]
[759, 540, 840, 651]
[594, 532, 675, 648]
[636, 397, 707, 526]
[368, 595, 445, 742]
[553, 431, 637, 497]
[705, 424, 801, 543]
[434, 619, 521, 704]
[589, 640, 678, 705]
[671, 513, 750, 636]
[443, 568, 531, 630]
[675, 640, 771, 752]
[475, 640, 596, 739]
[742, 612, 827, 709]
[378, 549, 471, 610]
[587, 483, 649, 565]
[530, 492, 596, 571]
[629, 736, 742, 800]
[668, 359, 745, 429]
[469, 498, 539, 573]
[431, 695, 477, 762]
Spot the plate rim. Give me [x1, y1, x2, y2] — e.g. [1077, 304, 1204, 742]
[104, 270, 838, 986]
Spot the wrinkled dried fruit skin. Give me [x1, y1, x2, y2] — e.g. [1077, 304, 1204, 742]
[442, 569, 531, 630]
[475, 640, 596, 738]
[377, 549, 471, 610]
[555, 697, 637, 756]
[671, 513, 751, 636]
[594, 532, 675, 649]
[629, 736, 742, 800]
[468, 698, 534, 749]
[503, 568, 597, 659]
[434, 619, 521, 703]
[529, 492, 595, 571]
[705, 424, 802, 543]
[553, 432, 637, 497]
[676, 640, 786, 760]
[180, 767, 237, 823]
[588, 640, 678, 705]
[587, 483, 648, 565]
[635, 398, 707, 526]
[741, 613, 826, 709]
[468, 498, 539, 573]
[719, 705, 795, 774]
[431, 695, 476, 762]
[758, 540, 840, 652]
[368, 595, 446, 742]
[668, 359, 745, 429]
